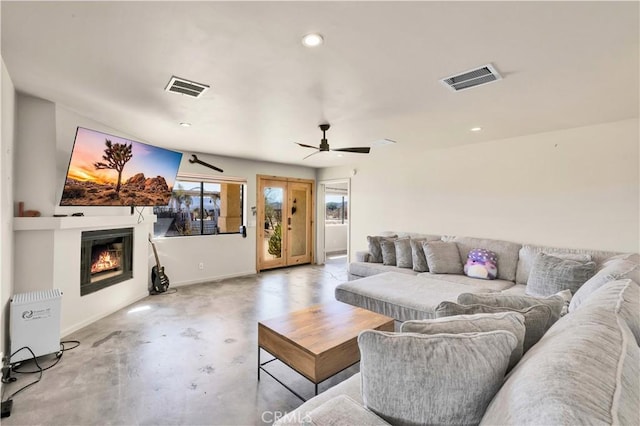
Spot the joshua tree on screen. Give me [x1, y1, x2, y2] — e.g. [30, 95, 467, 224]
[94, 139, 133, 193]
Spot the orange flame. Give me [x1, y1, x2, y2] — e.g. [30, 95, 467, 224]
[91, 250, 120, 274]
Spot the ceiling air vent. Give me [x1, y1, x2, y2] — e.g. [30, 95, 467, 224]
[440, 64, 502, 92]
[165, 76, 210, 98]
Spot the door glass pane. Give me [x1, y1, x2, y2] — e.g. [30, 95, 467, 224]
[263, 187, 283, 259]
[290, 188, 307, 257]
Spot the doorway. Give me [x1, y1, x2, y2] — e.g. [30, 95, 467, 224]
[257, 175, 314, 271]
[317, 179, 350, 265]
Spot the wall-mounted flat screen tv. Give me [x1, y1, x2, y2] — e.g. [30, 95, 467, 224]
[60, 127, 183, 206]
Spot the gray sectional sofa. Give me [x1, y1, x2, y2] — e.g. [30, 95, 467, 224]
[341, 233, 627, 321]
[275, 233, 640, 425]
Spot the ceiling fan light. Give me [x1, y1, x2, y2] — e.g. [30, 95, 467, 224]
[302, 33, 324, 47]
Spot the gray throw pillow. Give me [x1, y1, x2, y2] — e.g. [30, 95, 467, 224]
[401, 312, 526, 371]
[423, 241, 463, 274]
[358, 330, 517, 426]
[457, 292, 565, 329]
[410, 238, 428, 272]
[570, 258, 640, 312]
[435, 302, 553, 353]
[575, 279, 640, 345]
[526, 253, 596, 297]
[380, 238, 397, 266]
[394, 238, 412, 269]
[367, 235, 396, 263]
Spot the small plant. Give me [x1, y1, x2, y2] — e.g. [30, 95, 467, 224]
[175, 222, 192, 236]
[268, 223, 282, 258]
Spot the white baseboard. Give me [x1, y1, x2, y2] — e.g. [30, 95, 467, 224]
[61, 291, 148, 338]
[171, 270, 257, 288]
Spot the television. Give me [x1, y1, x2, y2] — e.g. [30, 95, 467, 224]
[60, 127, 183, 207]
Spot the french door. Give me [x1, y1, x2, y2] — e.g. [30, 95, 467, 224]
[257, 176, 314, 271]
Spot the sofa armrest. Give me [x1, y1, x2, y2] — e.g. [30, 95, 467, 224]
[275, 395, 389, 425]
[355, 251, 372, 262]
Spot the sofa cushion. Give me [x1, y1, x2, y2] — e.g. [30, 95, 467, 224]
[452, 236, 522, 282]
[570, 258, 640, 312]
[410, 239, 428, 272]
[401, 312, 525, 371]
[423, 241, 463, 274]
[499, 284, 527, 296]
[274, 374, 362, 425]
[481, 282, 640, 425]
[515, 244, 621, 285]
[574, 279, 640, 345]
[394, 238, 412, 269]
[359, 330, 517, 426]
[302, 395, 389, 426]
[380, 238, 397, 266]
[457, 292, 566, 328]
[336, 272, 497, 321]
[367, 235, 397, 263]
[348, 262, 418, 278]
[435, 302, 553, 352]
[355, 250, 371, 263]
[421, 273, 515, 291]
[526, 253, 596, 297]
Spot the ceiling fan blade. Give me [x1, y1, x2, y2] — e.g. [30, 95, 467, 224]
[331, 147, 371, 154]
[303, 150, 321, 160]
[295, 142, 319, 150]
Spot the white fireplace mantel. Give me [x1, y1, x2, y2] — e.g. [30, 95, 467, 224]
[13, 214, 153, 337]
[13, 215, 153, 231]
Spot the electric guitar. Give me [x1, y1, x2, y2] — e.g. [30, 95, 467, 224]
[149, 234, 170, 293]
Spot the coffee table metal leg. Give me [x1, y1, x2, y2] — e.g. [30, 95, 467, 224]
[258, 347, 358, 402]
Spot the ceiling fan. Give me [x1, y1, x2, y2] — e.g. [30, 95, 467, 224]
[296, 124, 371, 160]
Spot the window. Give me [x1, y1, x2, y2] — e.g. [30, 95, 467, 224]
[153, 177, 244, 237]
[325, 193, 348, 224]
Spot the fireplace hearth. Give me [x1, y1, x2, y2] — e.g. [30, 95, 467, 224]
[80, 228, 133, 296]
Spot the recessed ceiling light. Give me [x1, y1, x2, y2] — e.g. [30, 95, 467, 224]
[337, 153, 344, 157]
[180, 122, 191, 127]
[302, 33, 324, 47]
[470, 127, 482, 132]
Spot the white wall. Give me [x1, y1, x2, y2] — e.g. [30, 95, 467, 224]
[318, 119, 640, 255]
[55, 104, 146, 217]
[12, 99, 154, 336]
[1, 59, 16, 355]
[325, 224, 348, 253]
[14, 94, 57, 216]
[155, 152, 316, 286]
[10, 94, 318, 336]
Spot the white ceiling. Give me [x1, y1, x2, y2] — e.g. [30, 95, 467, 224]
[2, 1, 638, 168]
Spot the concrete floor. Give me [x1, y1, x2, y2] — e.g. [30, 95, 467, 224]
[2, 257, 355, 425]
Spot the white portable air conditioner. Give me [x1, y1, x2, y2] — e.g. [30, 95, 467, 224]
[10, 289, 62, 363]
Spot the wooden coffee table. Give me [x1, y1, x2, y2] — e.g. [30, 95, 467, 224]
[258, 301, 394, 401]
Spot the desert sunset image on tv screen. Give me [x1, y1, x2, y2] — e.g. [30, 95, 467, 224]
[61, 127, 183, 206]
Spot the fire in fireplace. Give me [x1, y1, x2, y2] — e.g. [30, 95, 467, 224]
[91, 243, 123, 276]
[81, 228, 133, 296]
